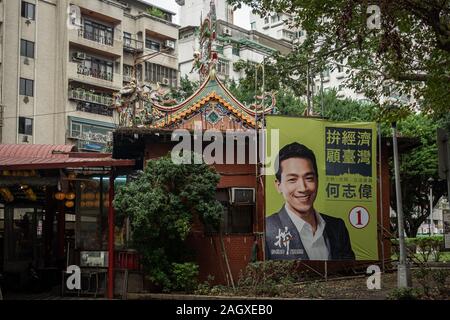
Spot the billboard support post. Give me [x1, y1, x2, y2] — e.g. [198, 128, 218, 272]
[392, 122, 412, 287]
[377, 123, 385, 272]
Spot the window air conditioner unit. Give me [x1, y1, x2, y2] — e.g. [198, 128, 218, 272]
[223, 27, 231, 36]
[19, 134, 32, 144]
[74, 52, 86, 60]
[161, 78, 170, 85]
[164, 39, 175, 49]
[80, 251, 109, 267]
[229, 188, 255, 205]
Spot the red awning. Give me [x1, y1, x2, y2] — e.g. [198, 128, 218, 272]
[0, 144, 134, 170]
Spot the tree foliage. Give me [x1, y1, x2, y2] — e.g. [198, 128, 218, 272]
[228, 0, 450, 118]
[390, 114, 449, 237]
[113, 154, 223, 291]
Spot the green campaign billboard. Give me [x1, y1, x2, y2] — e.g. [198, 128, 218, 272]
[265, 116, 378, 261]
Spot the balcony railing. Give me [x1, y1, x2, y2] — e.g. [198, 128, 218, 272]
[69, 88, 113, 107]
[123, 38, 144, 53]
[76, 101, 113, 117]
[77, 65, 113, 82]
[78, 29, 114, 46]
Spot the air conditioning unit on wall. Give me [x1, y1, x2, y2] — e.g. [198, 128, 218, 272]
[161, 78, 170, 85]
[73, 52, 86, 60]
[223, 27, 231, 36]
[229, 188, 255, 204]
[164, 39, 175, 49]
[19, 134, 32, 144]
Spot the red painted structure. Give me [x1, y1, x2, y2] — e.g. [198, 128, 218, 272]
[0, 144, 134, 298]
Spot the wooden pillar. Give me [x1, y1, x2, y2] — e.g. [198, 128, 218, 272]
[57, 201, 65, 261]
[44, 189, 56, 266]
[107, 171, 116, 299]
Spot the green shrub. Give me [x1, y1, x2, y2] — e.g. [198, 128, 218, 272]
[147, 7, 165, 19]
[414, 267, 432, 296]
[430, 269, 450, 296]
[387, 287, 421, 300]
[171, 262, 199, 293]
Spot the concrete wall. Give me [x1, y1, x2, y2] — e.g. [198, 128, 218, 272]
[0, 0, 178, 146]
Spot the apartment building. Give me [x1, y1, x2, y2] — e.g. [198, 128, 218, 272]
[0, 0, 179, 150]
[179, 4, 292, 83]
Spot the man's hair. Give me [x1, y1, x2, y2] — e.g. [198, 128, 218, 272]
[275, 142, 318, 181]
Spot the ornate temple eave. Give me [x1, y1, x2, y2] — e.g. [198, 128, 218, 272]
[150, 75, 274, 129]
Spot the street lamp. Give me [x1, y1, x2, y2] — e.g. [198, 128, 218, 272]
[428, 177, 434, 236]
[392, 121, 412, 287]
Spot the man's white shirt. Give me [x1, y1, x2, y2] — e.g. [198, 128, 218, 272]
[285, 205, 330, 260]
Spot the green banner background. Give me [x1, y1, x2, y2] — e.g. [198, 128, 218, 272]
[265, 116, 378, 261]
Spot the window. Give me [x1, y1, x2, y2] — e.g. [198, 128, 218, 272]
[20, 39, 35, 58]
[145, 62, 177, 87]
[123, 32, 132, 48]
[78, 55, 114, 81]
[21, 1, 35, 20]
[206, 189, 254, 234]
[264, 17, 269, 24]
[70, 120, 113, 152]
[296, 30, 304, 38]
[145, 38, 160, 51]
[19, 117, 33, 135]
[282, 30, 294, 40]
[217, 59, 230, 77]
[271, 14, 281, 23]
[250, 22, 256, 30]
[82, 19, 114, 46]
[123, 64, 133, 81]
[20, 78, 34, 96]
[232, 45, 240, 56]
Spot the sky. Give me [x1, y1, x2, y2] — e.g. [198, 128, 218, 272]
[144, 0, 252, 30]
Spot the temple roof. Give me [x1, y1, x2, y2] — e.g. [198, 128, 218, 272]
[151, 74, 275, 129]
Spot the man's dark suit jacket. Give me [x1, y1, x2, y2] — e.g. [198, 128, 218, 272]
[265, 206, 355, 260]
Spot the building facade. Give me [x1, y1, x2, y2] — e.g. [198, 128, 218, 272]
[178, 2, 292, 83]
[0, 0, 179, 150]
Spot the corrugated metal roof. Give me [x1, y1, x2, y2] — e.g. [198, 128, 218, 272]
[0, 144, 75, 159]
[0, 144, 134, 170]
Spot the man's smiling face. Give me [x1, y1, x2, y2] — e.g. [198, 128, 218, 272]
[275, 157, 318, 217]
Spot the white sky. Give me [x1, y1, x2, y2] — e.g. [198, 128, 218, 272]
[144, 0, 252, 29]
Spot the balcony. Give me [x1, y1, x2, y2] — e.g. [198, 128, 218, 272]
[123, 38, 144, 54]
[79, 29, 113, 46]
[69, 88, 113, 107]
[68, 63, 122, 90]
[77, 65, 113, 82]
[75, 101, 113, 117]
[68, 28, 122, 58]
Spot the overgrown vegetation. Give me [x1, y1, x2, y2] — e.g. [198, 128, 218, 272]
[114, 153, 223, 292]
[147, 7, 165, 19]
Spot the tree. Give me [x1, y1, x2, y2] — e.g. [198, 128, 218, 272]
[113, 153, 223, 291]
[228, 0, 450, 118]
[170, 75, 199, 101]
[390, 114, 448, 237]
